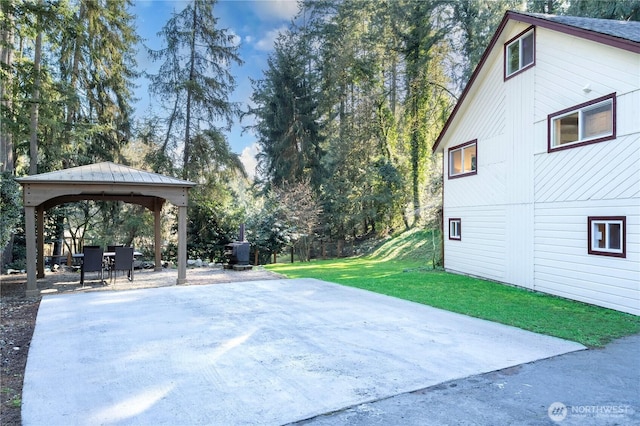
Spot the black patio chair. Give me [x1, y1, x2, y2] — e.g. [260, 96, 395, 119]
[106, 245, 123, 272]
[80, 246, 106, 287]
[111, 246, 134, 284]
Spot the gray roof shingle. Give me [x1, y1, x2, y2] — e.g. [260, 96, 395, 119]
[519, 12, 640, 43]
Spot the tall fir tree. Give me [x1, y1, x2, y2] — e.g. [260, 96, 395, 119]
[249, 30, 323, 190]
[147, 0, 242, 181]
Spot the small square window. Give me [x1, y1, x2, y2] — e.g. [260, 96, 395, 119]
[449, 218, 461, 240]
[505, 27, 535, 79]
[448, 140, 477, 179]
[548, 94, 616, 152]
[588, 216, 625, 258]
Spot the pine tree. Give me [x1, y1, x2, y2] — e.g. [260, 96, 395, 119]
[148, 0, 243, 180]
[57, 0, 139, 166]
[249, 30, 323, 190]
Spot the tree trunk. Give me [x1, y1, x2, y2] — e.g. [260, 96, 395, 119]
[1, 4, 15, 269]
[64, 1, 85, 149]
[1, 1, 14, 173]
[390, 54, 397, 116]
[53, 214, 64, 256]
[182, 2, 198, 179]
[162, 96, 180, 155]
[29, 5, 43, 175]
[411, 100, 421, 226]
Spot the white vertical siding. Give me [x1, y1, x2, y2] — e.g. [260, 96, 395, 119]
[504, 66, 535, 288]
[505, 203, 535, 289]
[443, 46, 510, 280]
[444, 26, 536, 290]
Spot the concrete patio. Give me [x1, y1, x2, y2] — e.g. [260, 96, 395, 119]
[22, 278, 585, 425]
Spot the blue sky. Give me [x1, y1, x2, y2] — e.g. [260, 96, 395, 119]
[130, 0, 301, 171]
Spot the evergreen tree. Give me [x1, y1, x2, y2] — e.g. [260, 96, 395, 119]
[57, 0, 139, 166]
[527, 0, 564, 14]
[249, 30, 323, 190]
[147, 0, 243, 180]
[450, 0, 522, 88]
[566, 0, 640, 20]
[395, 0, 450, 226]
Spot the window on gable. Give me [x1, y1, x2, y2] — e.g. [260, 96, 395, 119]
[548, 94, 616, 152]
[449, 218, 461, 240]
[588, 216, 625, 258]
[505, 27, 535, 78]
[448, 140, 477, 179]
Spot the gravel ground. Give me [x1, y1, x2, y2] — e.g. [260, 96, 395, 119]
[0, 266, 283, 425]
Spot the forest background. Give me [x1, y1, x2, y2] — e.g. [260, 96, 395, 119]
[1, 0, 639, 269]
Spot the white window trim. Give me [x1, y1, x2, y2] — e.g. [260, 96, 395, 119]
[505, 27, 535, 78]
[588, 216, 626, 258]
[449, 218, 461, 240]
[448, 140, 477, 179]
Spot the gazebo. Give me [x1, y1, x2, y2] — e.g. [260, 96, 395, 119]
[17, 162, 196, 296]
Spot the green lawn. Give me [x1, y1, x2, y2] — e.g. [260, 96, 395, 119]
[266, 234, 640, 347]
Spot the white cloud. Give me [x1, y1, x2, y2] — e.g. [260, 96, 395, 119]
[239, 143, 260, 180]
[253, 0, 300, 22]
[254, 25, 288, 51]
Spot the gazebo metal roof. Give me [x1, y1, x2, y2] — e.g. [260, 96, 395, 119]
[19, 162, 195, 209]
[19, 161, 194, 186]
[17, 162, 196, 296]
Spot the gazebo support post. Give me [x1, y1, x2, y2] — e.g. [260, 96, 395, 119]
[154, 199, 162, 272]
[37, 206, 45, 279]
[25, 206, 39, 297]
[177, 205, 187, 285]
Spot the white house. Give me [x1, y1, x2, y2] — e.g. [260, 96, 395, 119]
[432, 11, 640, 315]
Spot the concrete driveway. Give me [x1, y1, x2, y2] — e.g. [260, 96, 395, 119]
[22, 278, 584, 425]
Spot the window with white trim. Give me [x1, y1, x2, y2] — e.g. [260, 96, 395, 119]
[449, 218, 461, 240]
[548, 94, 615, 152]
[448, 140, 477, 178]
[588, 216, 625, 258]
[505, 28, 534, 78]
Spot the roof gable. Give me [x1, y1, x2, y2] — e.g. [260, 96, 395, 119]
[17, 162, 196, 187]
[433, 11, 640, 153]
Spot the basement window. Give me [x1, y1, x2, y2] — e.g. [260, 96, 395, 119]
[588, 216, 625, 258]
[449, 218, 461, 240]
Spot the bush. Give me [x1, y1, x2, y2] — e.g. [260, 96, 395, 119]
[0, 172, 22, 249]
